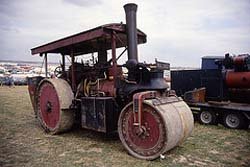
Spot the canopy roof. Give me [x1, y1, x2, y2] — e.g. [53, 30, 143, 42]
[31, 23, 147, 56]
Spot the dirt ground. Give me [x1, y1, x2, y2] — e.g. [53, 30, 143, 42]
[0, 86, 249, 167]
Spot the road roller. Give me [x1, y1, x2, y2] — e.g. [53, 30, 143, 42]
[171, 53, 250, 129]
[28, 3, 194, 160]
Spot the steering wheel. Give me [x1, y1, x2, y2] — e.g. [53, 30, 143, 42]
[54, 66, 63, 78]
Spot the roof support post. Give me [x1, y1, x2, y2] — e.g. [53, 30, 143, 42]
[61, 54, 65, 73]
[71, 48, 76, 91]
[111, 31, 117, 87]
[44, 53, 48, 78]
[97, 40, 107, 64]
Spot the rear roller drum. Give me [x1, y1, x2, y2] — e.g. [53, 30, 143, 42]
[118, 102, 167, 160]
[37, 78, 74, 134]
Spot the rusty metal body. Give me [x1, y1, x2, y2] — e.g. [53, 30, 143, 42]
[28, 3, 193, 160]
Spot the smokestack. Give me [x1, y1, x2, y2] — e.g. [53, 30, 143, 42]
[124, 3, 138, 62]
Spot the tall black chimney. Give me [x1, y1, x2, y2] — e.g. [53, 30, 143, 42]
[124, 3, 138, 62]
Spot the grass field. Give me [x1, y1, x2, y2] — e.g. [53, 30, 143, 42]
[0, 86, 249, 167]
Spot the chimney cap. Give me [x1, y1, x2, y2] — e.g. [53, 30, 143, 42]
[124, 3, 138, 11]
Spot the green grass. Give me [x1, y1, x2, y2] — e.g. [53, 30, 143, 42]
[0, 86, 249, 167]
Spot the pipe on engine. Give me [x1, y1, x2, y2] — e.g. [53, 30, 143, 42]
[124, 3, 138, 62]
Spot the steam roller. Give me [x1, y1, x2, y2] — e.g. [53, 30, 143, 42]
[28, 3, 194, 160]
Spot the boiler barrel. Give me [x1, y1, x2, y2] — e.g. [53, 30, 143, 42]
[225, 71, 250, 88]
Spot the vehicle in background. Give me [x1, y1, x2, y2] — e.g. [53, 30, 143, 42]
[171, 53, 250, 129]
[12, 74, 28, 85]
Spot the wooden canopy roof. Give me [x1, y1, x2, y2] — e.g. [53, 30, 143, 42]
[31, 23, 147, 56]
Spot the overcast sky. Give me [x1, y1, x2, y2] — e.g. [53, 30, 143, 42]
[0, 0, 249, 67]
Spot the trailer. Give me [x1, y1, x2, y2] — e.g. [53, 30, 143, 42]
[171, 54, 250, 129]
[27, 3, 194, 160]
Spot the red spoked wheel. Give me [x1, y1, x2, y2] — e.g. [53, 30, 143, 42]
[118, 102, 167, 160]
[37, 79, 74, 134]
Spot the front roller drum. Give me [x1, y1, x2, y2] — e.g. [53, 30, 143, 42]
[118, 102, 167, 160]
[118, 99, 194, 160]
[37, 78, 74, 134]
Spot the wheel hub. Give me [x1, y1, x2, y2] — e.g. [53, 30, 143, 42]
[134, 125, 149, 138]
[46, 101, 52, 113]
